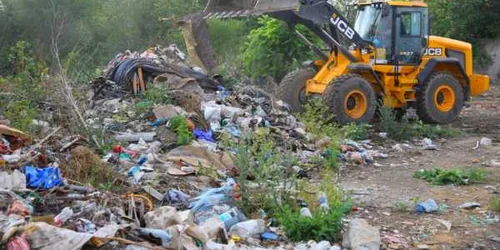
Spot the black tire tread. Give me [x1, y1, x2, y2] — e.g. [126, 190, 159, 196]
[417, 72, 463, 124]
[322, 73, 376, 124]
[277, 69, 315, 112]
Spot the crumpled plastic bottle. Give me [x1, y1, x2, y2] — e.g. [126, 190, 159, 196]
[318, 192, 330, 212]
[54, 207, 74, 226]
[300, 207, 313, 218]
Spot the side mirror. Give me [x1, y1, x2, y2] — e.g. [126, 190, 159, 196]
[421, 37, 428, 48]
[428, 14, 434, 35]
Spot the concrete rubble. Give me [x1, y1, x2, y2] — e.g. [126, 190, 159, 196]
[343, 218, 381, 250]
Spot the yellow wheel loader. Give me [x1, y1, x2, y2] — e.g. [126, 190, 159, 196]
[202, 0, 490, 124]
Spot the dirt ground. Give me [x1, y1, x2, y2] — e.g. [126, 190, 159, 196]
[339, 86, 500, 250]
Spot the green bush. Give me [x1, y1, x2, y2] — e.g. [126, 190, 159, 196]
[409, 121, 461, 139]
[378, 105, 460, 141]
[242, 16, 322, 81]
[168, 116, 193, 145]
[2, 100, 38, 131]
[141, 85, 171, 105]
[394, 201, 410, 212]
[299, 99, 337, 139]
[341, 123, 370, 141]
[0, 41, 48, 131]
[278, 201, 352, 242]
[225, 130, 299, 215]
[490, 196, 500, 213]
[414, 168, 487, 185]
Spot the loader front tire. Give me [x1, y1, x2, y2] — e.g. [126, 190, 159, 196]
[417, 72, 464, 124]
[322, 74, 376, 124]
[277, 69, 315, 112]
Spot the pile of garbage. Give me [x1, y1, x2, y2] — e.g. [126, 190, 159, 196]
[0, 44, 389, 249]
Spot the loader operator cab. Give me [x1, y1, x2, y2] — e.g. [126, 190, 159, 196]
[353, 2, 429, 65]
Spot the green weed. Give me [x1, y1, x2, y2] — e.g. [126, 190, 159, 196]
[378, 105, 460, 141]
[341, 123, 370, 140]
[414, 168, 487, 185]
[410, 196, 422, 207]
[133, 101, 154, 115]
[394, 201, 409, 212]
[225, 131, 297, 215]
[299, 99, 337, 139]
[490, 196, 500, 212]
[278, 201, 352, 242]
[222, 129, 351, 242]
[280, 171, 349, 243]
[410, 121, 461, 139]
[300, 99, 371, 141]
[2, 100, 38, 132]
[168, 116, 193, 145]
[141, 85, 171, 105]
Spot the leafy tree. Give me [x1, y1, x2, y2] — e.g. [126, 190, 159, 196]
[427, 0, 500, 41]
[242, 16, 322, 81]
[0, 0, 206, 80]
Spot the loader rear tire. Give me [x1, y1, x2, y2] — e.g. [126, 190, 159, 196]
[322, 74, 376, 124]
[277, 69, 315, 112]
[417, 72, 464, 124]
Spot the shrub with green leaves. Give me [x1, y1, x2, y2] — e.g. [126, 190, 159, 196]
[414, 168, 487, 185]
[341, 123, 370, 141]
[378, 105, 460, 141]
[299, 99, 336, 139]
[168, 116, 193, 145]
[490, 196, 500, 212]
[409, 121, 461, 139]
[278, 201, 352, 242]
[0, 41, 48, 132]
[141, 85, 171, 105]
[242, 16, 322, 81]
[224, 130, 298, 215]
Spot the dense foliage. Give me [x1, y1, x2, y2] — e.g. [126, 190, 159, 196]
[242, 17, 321, 81]
[427, 0, 500, 42]
[0, 0, 206, 80]
[414, 168, 487, 185]
[1, 0, 499, 82]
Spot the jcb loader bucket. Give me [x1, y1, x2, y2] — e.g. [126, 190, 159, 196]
[203, 0, 300, 18]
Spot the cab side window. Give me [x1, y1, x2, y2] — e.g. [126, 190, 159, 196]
[397, 11, 424, 64]
[401, 12, 422, 36]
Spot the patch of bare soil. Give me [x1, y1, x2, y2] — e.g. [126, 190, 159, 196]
[339, 86, 500, 249]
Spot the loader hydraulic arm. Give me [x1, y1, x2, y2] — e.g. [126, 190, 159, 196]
[199, 0, 369, 62]
[298, 0, 370, 48]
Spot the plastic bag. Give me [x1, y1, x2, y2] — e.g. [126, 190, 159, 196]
[228, 219, 266, 240]
[25, 166, 64, 189]
[193, 128, 214, 142]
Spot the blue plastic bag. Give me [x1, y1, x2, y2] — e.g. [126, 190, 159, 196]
[25, 166, 64, 189]
[415, 199, 438, 213]
[193, 128, 214, 142]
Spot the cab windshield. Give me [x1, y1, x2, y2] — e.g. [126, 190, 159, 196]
[354, 5, 382, 41]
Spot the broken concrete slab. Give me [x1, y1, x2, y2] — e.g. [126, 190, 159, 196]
[343, 218, 380, 250]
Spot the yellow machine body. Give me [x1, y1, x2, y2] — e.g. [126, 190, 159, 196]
[305, 2, 489, 109]
[199, 0, 490, 124]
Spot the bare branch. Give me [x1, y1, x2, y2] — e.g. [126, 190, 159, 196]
[48, 0, 99, 147]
